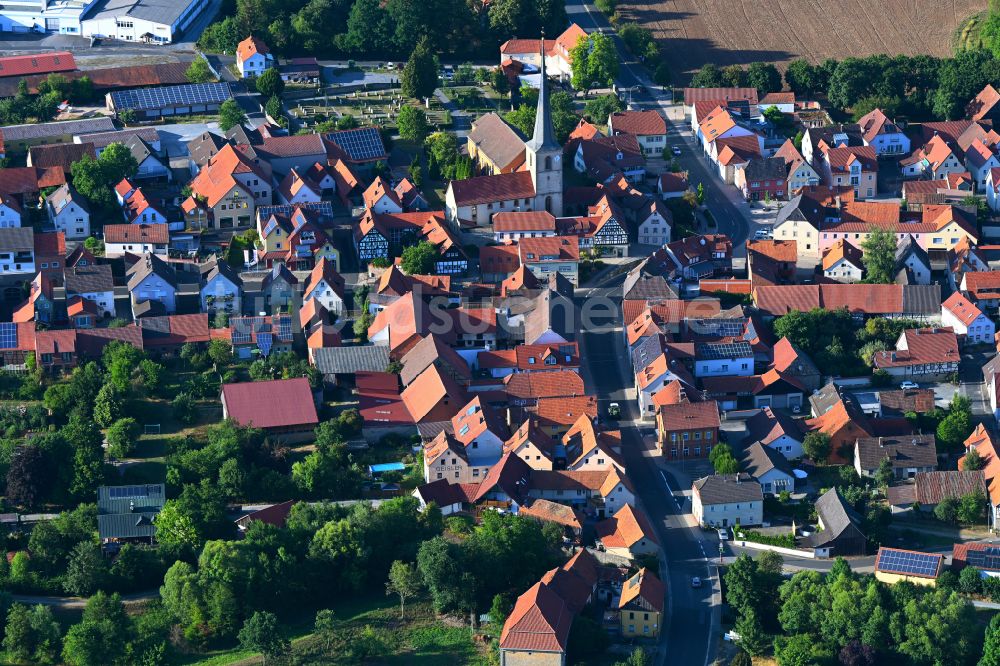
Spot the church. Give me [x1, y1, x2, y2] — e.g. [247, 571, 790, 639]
[444, 41, 564, 229]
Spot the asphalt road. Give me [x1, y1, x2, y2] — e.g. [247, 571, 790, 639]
[577, 280, 718, 666]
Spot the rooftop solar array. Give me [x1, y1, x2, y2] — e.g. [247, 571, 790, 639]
[0, 323, 16, 350]
[276, 315, 292, 341]
[966, 547, 1000, 571]
[257, 201, 335, 221]
[876, 547, 941, 578]
[695, 340, 753, 360]
[325, 127, 386, 162]
[107, 485, 161, 499]
[110, 82, 233, 112]
[686, 318, 745, 338]
[231, 316, 264, 345]
[257, 332, 273, 357]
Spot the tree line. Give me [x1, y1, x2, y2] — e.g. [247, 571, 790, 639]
[198, 0, 566, 59]
[691, 48, 1000, 120]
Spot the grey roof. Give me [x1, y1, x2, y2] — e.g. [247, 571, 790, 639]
[133, 299, 167, 318]
[399, 334, 471, 386]
[125, 134, 155, 165]
[187, 131, 227, 166]
[79, 126, 160, 150]
[0, 117, 115, 142]
[0, 227, 34, 252]
[743, 157, 787, 181]
[46, 183, 89, 216]
[65, 264, 113, 294]
[854, 435, 937, 471]
[692, 473, 763, 505]
[109, 82, 233, 113]
[84, 0, 204, 27]
[313, 345, 391, 375]
[806, 124, 864, 148]
[894, 234, 930, 276]
[809, 381, 843, 417]
[901, 284, 941, 315]
[97, 483, 165, 541]
[200, 256, 242, 288]
[810, 487, 864, 546]
[468, 112, 526, 170]
[524, 289, 576, 345]
[742, 442, 794, 479]
[524, 40, 559, 153]
[775, 194, 828, 229]
[624, 275, 677, 301]
[127, 252, 178, 290]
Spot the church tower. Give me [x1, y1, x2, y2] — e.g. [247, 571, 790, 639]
[525, 36, 563, 217]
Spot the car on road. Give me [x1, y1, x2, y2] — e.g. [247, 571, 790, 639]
[671, 145, 682, 156]
[386, 62, 395, 70]
[717, 528, 729, 541]
[691, 576, 702, 588]
[753, 229, 771, 240]
[900, 381, 919, 390]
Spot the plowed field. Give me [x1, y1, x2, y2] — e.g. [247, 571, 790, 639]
[617, 0, 983, 77]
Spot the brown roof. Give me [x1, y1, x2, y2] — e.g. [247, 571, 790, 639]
[854, 434, 937, 471]
[619, 568, 665, 612]
[683, 87, 759, 106]
[531, 395, 597, 428]
[822, 239, 864, 271]
[909, 470, 986, 506]
[873, 328, 960, 369]
[399, 333, 471, 385]
[499, 581, 572, 652]
[493, 210, 555, 233]
[878, 389, 935, 416]
[824, 145, 878, 173]
[468, 112, 526, 171]
[221, 378, 318, 429]
[449, 172, 535, 207]
[0, 51, 74, 78]
[519, 236, 579, 263]
[104, 223, 169, 244]
[520, 499, 584, 530]
[657, 399, 720, 432]
[747, 239, 796, 263]
[504, 370, 585, 401]
[401, 365, 469, 423]
[968, 84, 1000, 122]
[610, 110, 667, 136]
[942, 291, 985, 327]
[28, 142, 96, 171]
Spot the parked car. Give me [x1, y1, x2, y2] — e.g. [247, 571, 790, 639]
[608, 402, 621, 419]
[672, 145, 682, 156]
[753, 229, 770, 240]
[717, 528, 729, 541]
[691, 576, 703, 588]
[900, 381, 919, 390]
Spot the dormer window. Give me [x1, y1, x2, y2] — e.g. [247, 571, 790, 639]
[528, 357, 535, 364]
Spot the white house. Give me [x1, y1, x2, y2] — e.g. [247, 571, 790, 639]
[0, 228, 36, 277]
[0, 196, 21, 228]
[236, 36, 274, 78]
[302, 257, 346, 314]
[822, 239, 864, 282]
[79, 0, 208, 44]
[857, 108, 910, 156]
[691, 473, 764, 528]
[127, 253, 178, 316]
[200, 258, 242, 317]
[103, 223, 169, 259]
[64, 264, 115, 317]
[636, 199, 672, 246]
[942, 291, 995, 345]
[127, 136, 170, 181]
[988, 168, 1000, 213]
[693, 341, 754, 378]
[277, 169, 323, 206]
[635, 354, 690, 419]
[45, 184, 90, 240]
[966, 140, 1000, 193]
[743, 407, 805, 459]
[742, 443, 795, 495]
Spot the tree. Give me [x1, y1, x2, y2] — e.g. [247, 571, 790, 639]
[63, 541, 105, 596]
[774, 633, 835, 666]
[314, 609, 337, 652]
[255, 67, 284, 98]
[724, 554, 761, 619]
[185, 57, 215, 83]
[784, 59, 819, 95]
[861, 226, 896, 284]
[938, 410, 972, 451]
[93, 383, 124, 428]
[982, 613, 1000, 666]
[734, 611, 769, 656]
[584, 93, 623, 123]
[219, 99, 247, 131]
[106, 418, 139, 459]
[959, 565, 982, 595]
[934, 496, 959, 524]
[400, 241, 438, 274]
[746, 62, 782, 95]
[802, 432, 831, 463]
[7, 445, 49, 508]
[338, 0, 394, 53]
[570, 32, 619, 90]
[386, 560, 422, 618]
[239, 611, 289, 665]
[874, 457, 894, 488]
[397, 105, 430, 142]
[402, 37, 439, 100]
[3, 604, 33, 661]
[265, 95, 282, 121]
[730, 653, 752, 666]
[713, 452, 739, 475]
[208, 338, 233, 367]
[172, 393, 199, 426]
[858, 340, 888, 366]
[958, 489, 987, 525]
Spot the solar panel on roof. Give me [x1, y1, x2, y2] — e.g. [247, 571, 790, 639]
[325, 127, 385, 161]
[876, 548, 940, 577]
[110, 82, 232, 112]
[257, 332, 273, 357]
[276, 316, 292, 341]
[231, 317, 255, 345]
[966, 547, 1000, 571]
[695, 341, 753, 360]
[0, 323, 16, 350]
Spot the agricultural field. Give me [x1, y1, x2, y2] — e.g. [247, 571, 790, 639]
[616, 0, 984, 77]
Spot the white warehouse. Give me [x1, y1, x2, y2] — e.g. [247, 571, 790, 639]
[0, 0, 210, 43]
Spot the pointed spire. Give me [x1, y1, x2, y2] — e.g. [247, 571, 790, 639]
[526, 31, 559, 152]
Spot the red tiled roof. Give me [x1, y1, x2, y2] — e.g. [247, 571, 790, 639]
[104, 223, 169, 244]
[610, 110, 667, 136]
[968, 84, 1000, 122]
[493, 210, 556, 233]
[873, 328, 959, 368]
[499, 581, 572, 652]
[449, 171, 535, 206]
[619, 567, 665, 612]
[0, 51, 74, 78]
[519, 236, 579, 263]
[595, 504, 659, 549]
[221, 378, 318, 429]
[683, 87, 758, 106]
[657, 399, 720, 431]
[237, 36, 270, 62]
[33, 231, 65, 257]
[942, 291, 984, 327]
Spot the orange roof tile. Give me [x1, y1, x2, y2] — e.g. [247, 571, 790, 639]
[595, 504, 659, 549]
[942, 291, 984, 327]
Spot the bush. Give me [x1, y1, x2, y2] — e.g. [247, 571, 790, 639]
[595, 0, 615, 12]
[735, 529, 796, 548]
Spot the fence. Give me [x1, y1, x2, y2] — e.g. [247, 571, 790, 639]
[732, 540, 816, 559]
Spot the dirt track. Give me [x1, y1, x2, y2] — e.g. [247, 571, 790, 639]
[618, 0, 983, 77]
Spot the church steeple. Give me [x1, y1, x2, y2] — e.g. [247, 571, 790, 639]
[525, 34, 559, 153]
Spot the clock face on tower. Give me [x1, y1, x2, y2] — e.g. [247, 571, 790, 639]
[554, 155, 561, 163]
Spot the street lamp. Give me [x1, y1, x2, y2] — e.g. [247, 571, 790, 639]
[718, 541, 724, 563]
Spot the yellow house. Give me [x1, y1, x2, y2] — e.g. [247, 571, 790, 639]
[619, 568, 664, 638]
[873, 547, 942, 587]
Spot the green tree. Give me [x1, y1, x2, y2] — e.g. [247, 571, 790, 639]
[3, 603, 33, 661]
[959, 565, 982, 595]
[734, 611, 769, 656]
[106, 418, 139, 459]
[239, 611, 289, 665]
[63, 541, 105, 596]
[28, 604, 61, 663]
[401, 37, 439, 100]
[784, 59, 820, 95]
[746, 62, 782, 95]
[397, 105, 430, 142]
[265, 95, 282, 121]
[874, 457, 894, 488]
[400, 241, 438, 274]
[964, 446, 985, 471]
[218, 99, 247, 132]
[172, 393, 199, 426]
[338, 0, 394, 53]
[861, 226, 897, 283]
[314, 609, 337, 652]
[981, 613, 1000, 666]
[724, 554, 761, 619]
[858, 340, 888, 366]
[958, 489, 987, 525]
[721, 65, 748, 87]
[937, 409, 971, 451]
[92, 383, 124, 428]
[774, 633, 835, 666]
[802, 432, 831, 463]
[386, 560, 422, 618]
[584, 93, 623, 123]
[255, 67, 285, 98]
[185, 57, 215, 83]
[570, 32, 619, 90]
[934, 496, 959, 523]
[713, 452, 739, 475]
